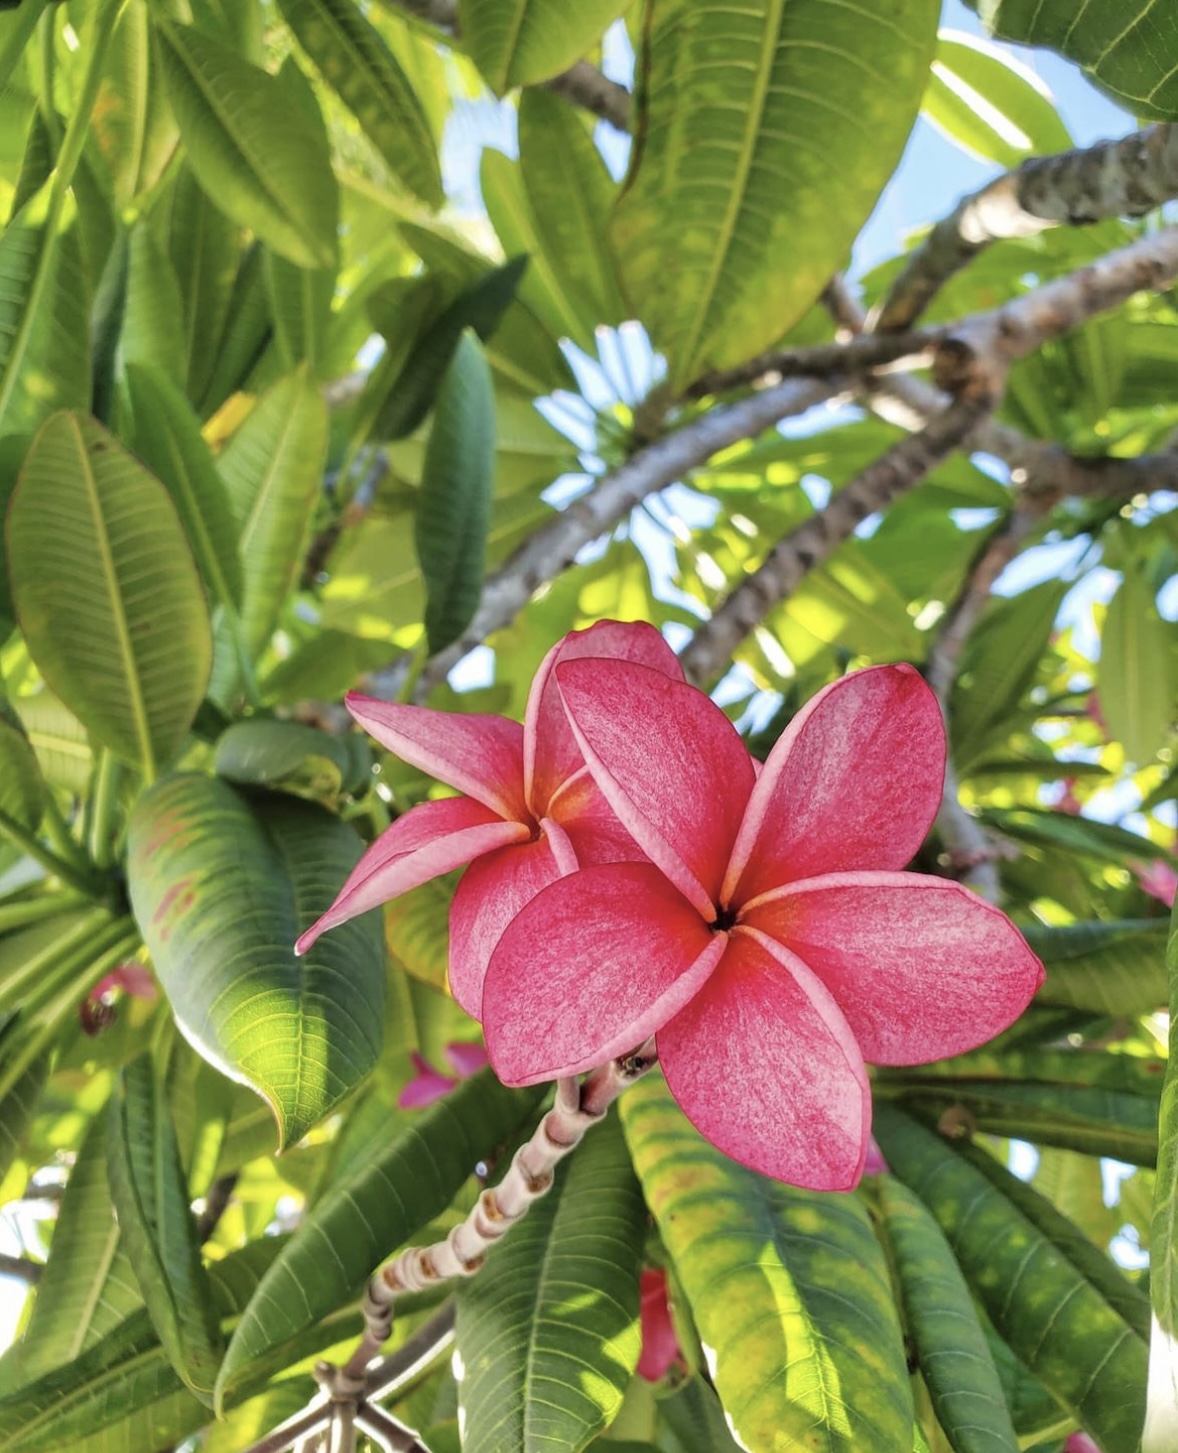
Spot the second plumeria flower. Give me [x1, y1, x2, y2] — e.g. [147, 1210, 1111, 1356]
[295, 620, 682, 1014]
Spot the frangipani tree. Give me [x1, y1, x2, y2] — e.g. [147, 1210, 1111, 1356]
[0, 1, 1173, 1452]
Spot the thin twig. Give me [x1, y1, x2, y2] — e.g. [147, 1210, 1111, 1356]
[0, 1252, 43, 1286]
[195, 1173, 238, 1243]
[386, 0, 631, 133]
[679, 399, 995, 686]
[684, 328, 940, 400]
[412, 378, 839, 694]
[876, 124, 1178, 332]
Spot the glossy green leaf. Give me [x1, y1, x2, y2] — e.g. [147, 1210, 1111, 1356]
[123, 362, 243, 611]
[126, 773, 386, 1148]
[417, 331, 495, 654]
[154, 19, 338, 269]
[91, 0, 178, 209]
[1148, 890, 1178, 1452]
[107, 1056, 224, 1401]
[965, 0, 1178, 121]
[11, 690, 93, 796]
[456, 1112, 645, 1453]
[612, 0, 938, 387]
[375, 254, 527, 441]
[384, 875, 454, 990]
[620, 1075, 913, 1453]
[923, 31, 1071, 167]
[0, 708, 43, 831]
[878, 1174, 1019, 1453]
[874, 1106, 1147, 1453]
[213, 718, 371, 799]
[263, 250, 335, 376]
[194, 240, 272, 418]
[212, 368, 328, 689]
[1100, 560, 1175, 766]
[215, 1069, 544, 1407]
[0, 1054, 45, 1189]
[276, 0, 442, 207]
[1027, 919, 1169, 1015]
[7, 412, 212, 777]
[518, 90, 626, 340]
[0, 1112, 142, 1394]
[459, 0, 632, 92]
[0, 185, 90, 438]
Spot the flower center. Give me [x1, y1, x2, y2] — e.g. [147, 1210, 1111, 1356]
[709, 904, 738, 933]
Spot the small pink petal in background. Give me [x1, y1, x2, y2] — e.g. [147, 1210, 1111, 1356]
[862, 1138, 889, 1176]
[444, 1041, 489, 1078]
[637, 1269, 682, 1382]
[1137, 860, 1177, 908]
[1065, 1434, 1101, 1453]
[397, 1052, 457, 1109]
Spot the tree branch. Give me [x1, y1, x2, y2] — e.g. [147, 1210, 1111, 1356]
[927, 512, 1037, 904]
[876, 124, 1178, 332]
[0, 1252, 43, 1286]
[386, 0, 632, 133]
[413, 377, 839, 694]
[684, 327, 940, 400]
[678, 399, 995, 686]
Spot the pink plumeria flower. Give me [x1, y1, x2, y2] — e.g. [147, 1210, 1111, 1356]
[481, 662, 1045, 1190]
[295, 621, 683, 1015]
[862, 1137, 889, 1176]
[1065, 1435, 1101, 1453]
[637, 1269, 681, 1382]
[1057, 777, 1083, 815]
[1136, 859, 1177, 908]
[398, 1041, 490, 1110]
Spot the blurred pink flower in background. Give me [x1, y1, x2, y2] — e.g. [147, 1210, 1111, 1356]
[80, 962, 157, 1036]
[1136, 859, 1177, 908]
[1057, 777, 1083, 815]
[637, 1269, 682, 1382]
[398, 1041, 489, 1109]
[1065, 1433, 1101, 1453]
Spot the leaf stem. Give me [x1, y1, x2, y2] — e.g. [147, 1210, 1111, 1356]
[40, 793, 91, 870]
[0, 806, 104, 897]
[0, 891, 86, 934]
[36, 6, 61, 151]
[87, 750, 124, 868]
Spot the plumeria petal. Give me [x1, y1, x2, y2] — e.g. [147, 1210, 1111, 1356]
[741, 872, 1044, 1064]
[345, 693, 527, 821]
[448, 834, 567, 1016]
[524, 620, 683, 816]
[295, 797, 528, 955]
[482, 863, 725, 1085]
[557, 660, 755, 917]
[658, 927, 870, 1190]
[444, 1040, 489, 1078]
[637, 1269, 682, 1382]
[725, 664, 945, 903]
[398, 1053, 456, 1109]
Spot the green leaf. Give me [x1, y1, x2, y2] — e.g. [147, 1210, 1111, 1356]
[215, 1069, 545, 1408]
[0, 708, 44, 831]
[612, 0, 938, 387]
[213, 718, 371, 799]
[0, 1055, 46, 1189]
[6, 412, 212, 777]
[106, 1056, 224, 1402]
[923, 31, 1071, 167]
[620, 1075, 913, 1453]
[878, 1174, 1019, 1453]
[517, 90, 626, 339]
[1148, 889, 1178, 1452]
[416, 331, 496, 655]
[0, 1112, 142, 1394]
[375, 253, 528, 441]
[123, 362, 243, 611]
[117, 222, 187, 390]
[874, 1106, 1147, 1453]
[91, 0, 178, 209]
[0, 185, 90, 438]
[126, 773, 386, 1148]
[10, 690, 93, 795]
[276, 0, 442, 207]
[950, 578, 1067, 772]
[212, 368, 328, 690]
[456, 1111, 645, 1453]
[459, 0, 632, 92]
[165, 165, 242, 405]
[194, 239, 272, 418]
[263, 250, 335, 376]
[154, 18, 338, 269]
[384, 875, 454, 989]
[1027, 919, 1169, 1016]
[965, 0, 1178, 121]
[1100, 560, 1175, 766]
